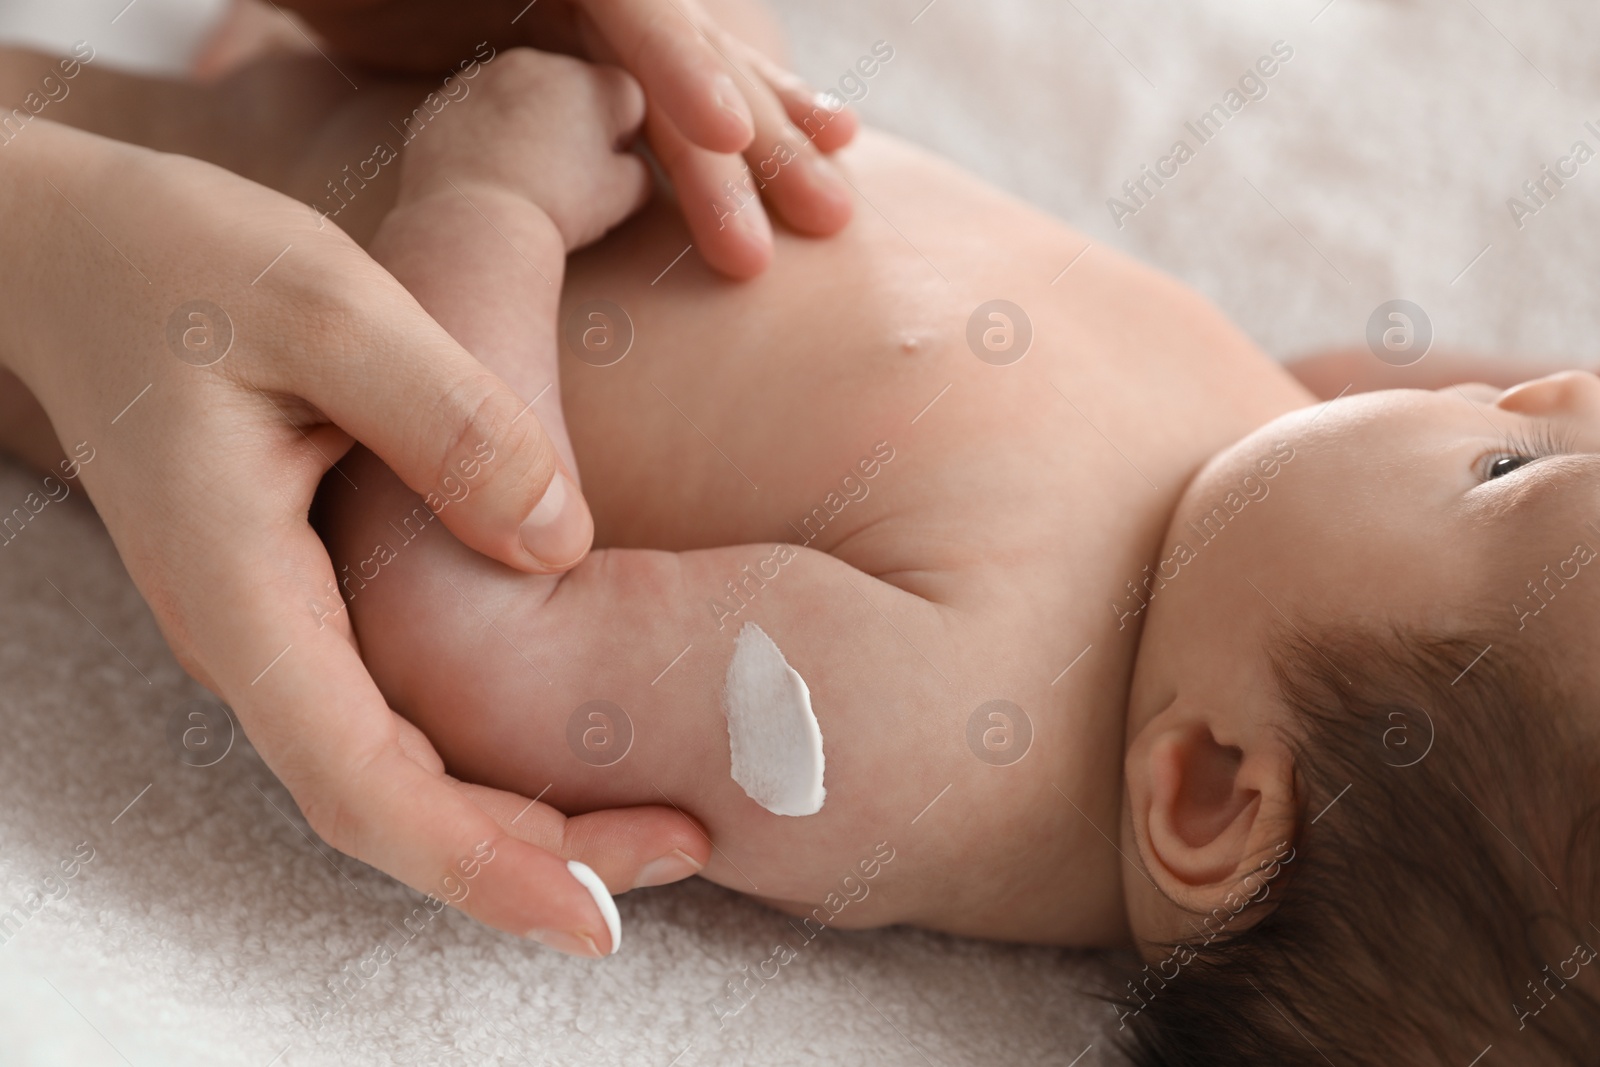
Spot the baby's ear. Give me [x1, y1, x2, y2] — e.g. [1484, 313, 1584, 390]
[1128, 699, 1297, 917]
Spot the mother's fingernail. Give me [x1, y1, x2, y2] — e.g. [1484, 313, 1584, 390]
[520, 470, 592, 571]
[527, 928, 603, 957]
[566, 860, 622, 955]
[806, 151, 844, 188]
[738, 196, 773, 245]
[633, 848, 704, 889]
[712, 73, 754, 139]
[802, 152, 848, 199]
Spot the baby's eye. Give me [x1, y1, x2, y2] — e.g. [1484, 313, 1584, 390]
[1487, 455, 1533, 479]
[1479, 424, 1575, 481]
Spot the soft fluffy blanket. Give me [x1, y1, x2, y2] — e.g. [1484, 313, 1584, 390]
[0, 0, 1591, 1063]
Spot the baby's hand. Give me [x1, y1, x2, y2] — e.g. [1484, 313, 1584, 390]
[397, 49, 648, 252]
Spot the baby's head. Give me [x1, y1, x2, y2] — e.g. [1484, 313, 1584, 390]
[1116, 372, 1600, 1063]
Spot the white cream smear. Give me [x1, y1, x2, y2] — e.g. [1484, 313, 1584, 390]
[722, 622, 826, 816]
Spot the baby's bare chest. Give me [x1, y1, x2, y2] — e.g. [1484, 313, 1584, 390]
[556, 133, 1308, 649]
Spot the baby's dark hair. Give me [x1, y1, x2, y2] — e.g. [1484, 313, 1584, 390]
[1113, 623, 1600, 1065]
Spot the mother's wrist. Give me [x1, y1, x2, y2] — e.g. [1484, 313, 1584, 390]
[0, 119, 134, 380]
[0, 124, 59, 379]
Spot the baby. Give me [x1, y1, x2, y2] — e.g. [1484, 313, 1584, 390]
[310, 35, 1600, 1065]
[2, 7, 1595, 1063]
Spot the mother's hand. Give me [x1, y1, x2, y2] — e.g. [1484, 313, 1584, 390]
[0, 121, 708, 954]
[268, 0, 859, 277]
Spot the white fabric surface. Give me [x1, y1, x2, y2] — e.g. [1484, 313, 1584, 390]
[0, 0, 226, 74]
[0, 473, 1108, 1065]
[1, 0, 1595, 1064]
[783, 0, 1600, 363]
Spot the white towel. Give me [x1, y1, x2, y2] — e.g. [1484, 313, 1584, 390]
[2, 0, 1592, 1063]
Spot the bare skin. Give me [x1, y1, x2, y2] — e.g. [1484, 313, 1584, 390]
[0, 12, 1316, 946]
[1, 20, 1578, 959]
[318, 91, 1315, 945]
[0, 0, 859, 955]
[1119, 370, 1600, 952]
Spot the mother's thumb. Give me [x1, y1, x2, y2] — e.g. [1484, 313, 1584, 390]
[306, 343, 593, 574]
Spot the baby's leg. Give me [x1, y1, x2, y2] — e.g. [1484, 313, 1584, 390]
[318, 83, 956, 923]
[324, 444, 953, 926]
[1286, 346, 1583, 399]
[371, 166, 579, 479]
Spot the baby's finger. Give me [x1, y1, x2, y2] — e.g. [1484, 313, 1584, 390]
[646, 102, 773, 279]
[736, 68, 853, 238]
[585, 59, 648, 148]
[578, 0, 753, 153]
[455, 781, 711, 893]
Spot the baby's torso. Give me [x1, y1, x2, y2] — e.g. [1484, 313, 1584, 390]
[556, 131, 1313, 943]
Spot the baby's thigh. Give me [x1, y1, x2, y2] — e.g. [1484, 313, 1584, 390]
[319, 450, 956, 918]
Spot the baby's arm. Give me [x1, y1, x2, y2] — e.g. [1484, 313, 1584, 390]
[1286, 346, 1589, 399]
[369, 49, 651, 483]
